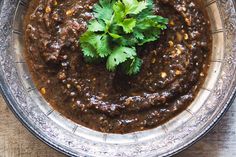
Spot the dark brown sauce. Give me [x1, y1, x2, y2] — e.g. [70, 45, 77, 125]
[24, 0, 212, 133]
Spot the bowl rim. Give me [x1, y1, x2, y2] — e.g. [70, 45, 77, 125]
[0, 0, 236, 156]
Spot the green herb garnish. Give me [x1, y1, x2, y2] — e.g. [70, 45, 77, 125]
[79, 0, 168, 75]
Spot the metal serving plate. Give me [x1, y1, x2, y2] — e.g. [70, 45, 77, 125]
[0, 0, 235, 156]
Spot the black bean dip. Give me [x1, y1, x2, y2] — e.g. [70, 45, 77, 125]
[24, 0, 212, 133]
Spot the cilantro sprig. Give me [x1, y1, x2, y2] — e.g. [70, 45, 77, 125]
[79, 0, 168, 75]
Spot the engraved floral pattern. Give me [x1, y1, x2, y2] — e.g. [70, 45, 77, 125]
[0, 0, 235, 157]
[219, 0, 236, 39]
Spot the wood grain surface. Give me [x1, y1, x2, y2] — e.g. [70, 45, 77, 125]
[0, 95, 235, 157]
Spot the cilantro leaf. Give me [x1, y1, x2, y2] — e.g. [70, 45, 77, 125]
[120, 35, 138, 46]
[106, 46, 136, 71]
[113, 1, 126, 22]
[79, 32, 97, 58]
[122, 0, 147, 15]
[80, 43, 97, 58]
[79, 0, 168, 75]
[137, 0, 154, 19]
[133, 31, 144, 40]
[118, 18, 136, 33]
[134, 15, 168, 45]
[97, 34, 111, 57]
[80, 32, 110, 57]
[88, 20, 105, 32]
[122, 57, 142, 75]
[93, 0, 115, 21]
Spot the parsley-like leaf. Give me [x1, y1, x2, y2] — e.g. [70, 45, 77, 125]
[122, 57, 142, 75]
[113, 1, 125, 22]
[93, 0, 116, 21]
[97, 34, 111, 57]
[80, 43, 97, 58]
[118, 18, 136, 33]
[122, 0, 147, 15]
[106, 46, 136, 71]
[79, 0, 168, 75]
[88, 20, 105, 32]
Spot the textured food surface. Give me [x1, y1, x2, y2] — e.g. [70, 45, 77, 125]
[24, 0, 211, 133]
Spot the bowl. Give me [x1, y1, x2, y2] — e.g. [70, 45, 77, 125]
[0, 0, 236, 156]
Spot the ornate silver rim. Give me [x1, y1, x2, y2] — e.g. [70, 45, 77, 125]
[0, 0, 236, 156]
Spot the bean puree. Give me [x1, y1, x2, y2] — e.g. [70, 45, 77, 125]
[24, 0, 212, 133]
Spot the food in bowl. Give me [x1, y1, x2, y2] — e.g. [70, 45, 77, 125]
[24, 0, 211, 133]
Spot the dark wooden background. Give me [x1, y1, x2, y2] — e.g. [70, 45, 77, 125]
[0, 95, 235, 157]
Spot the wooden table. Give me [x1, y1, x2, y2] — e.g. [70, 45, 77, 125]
[0, 95, 235, 157]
